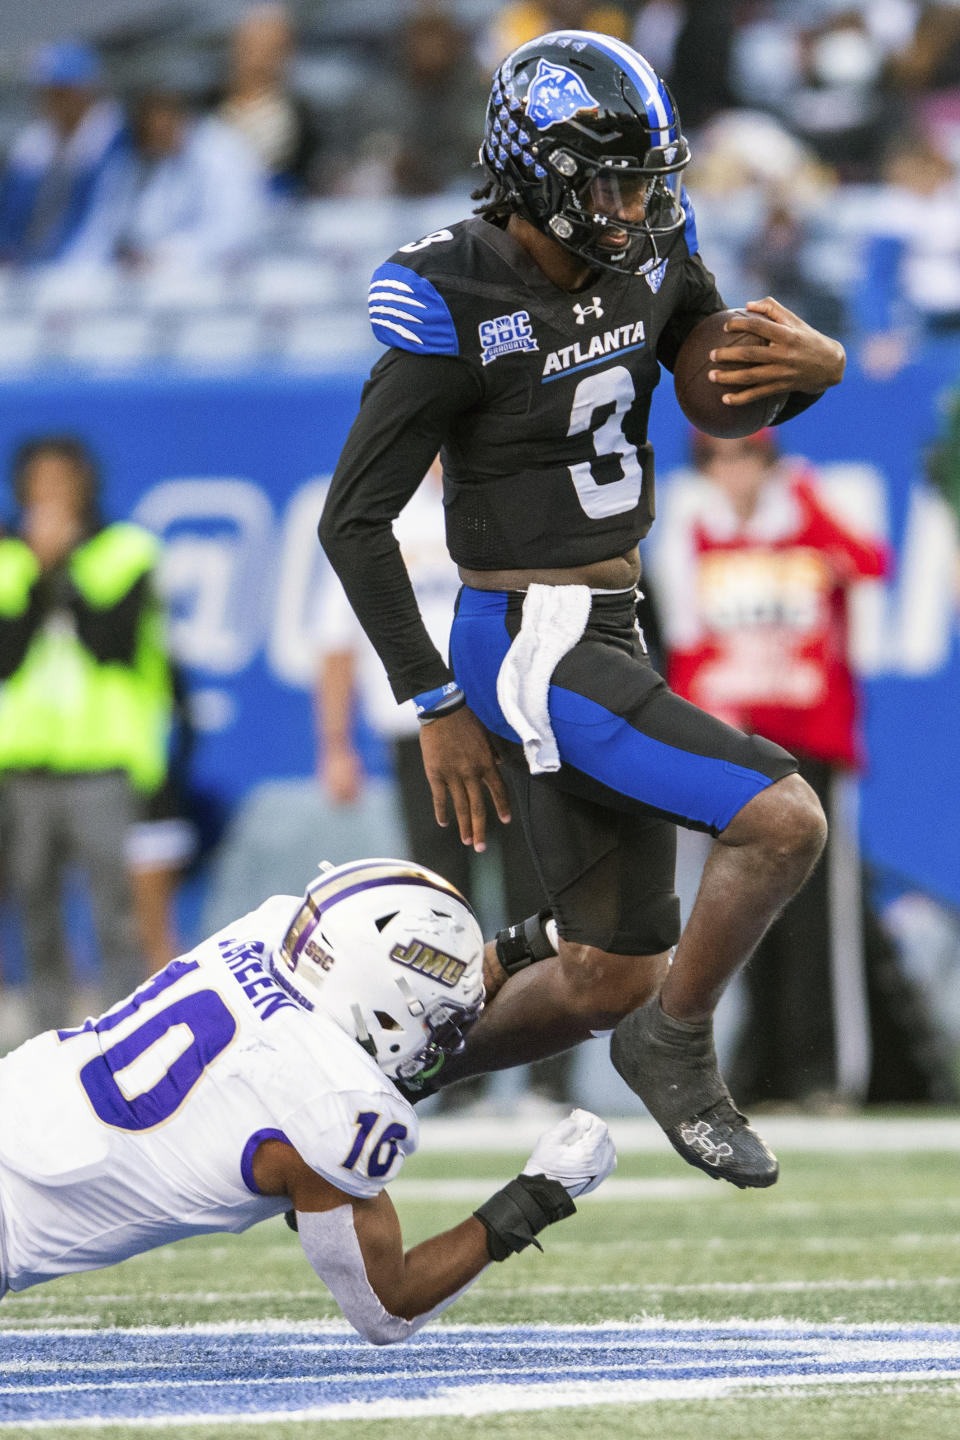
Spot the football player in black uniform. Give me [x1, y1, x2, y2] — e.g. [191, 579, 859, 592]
[319, 31, 845, 1188]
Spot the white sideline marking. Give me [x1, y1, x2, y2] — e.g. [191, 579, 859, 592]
[1, 1317, 956, 1337]
[0, 1356, 834, 1395]
[390, 1177, 706, 1201]
[3, 1273, 959, 1315]
[556, 1232, 960, 1254]
[489, 1276, 960, 1298]
[8, 1336, 960, 1382]
[0, 1295, 368, 1318]
[5, 1373, 960, 1429]
[775, 1197, 960, 1215]
[419, 1114, 960, 1152]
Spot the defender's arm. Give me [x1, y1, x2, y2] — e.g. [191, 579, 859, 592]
[254, 1111, 615, 1345]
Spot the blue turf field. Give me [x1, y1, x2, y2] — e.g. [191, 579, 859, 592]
[4, 1322, 960, 1427]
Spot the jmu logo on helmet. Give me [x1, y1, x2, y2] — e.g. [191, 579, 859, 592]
[525, 58, 599, 130]
[390, 939, 467, 988]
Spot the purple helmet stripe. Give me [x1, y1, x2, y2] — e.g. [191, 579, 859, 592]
[314, 872, 463, 916]
[286, 872, 473, 970]
[309, 861, 468, 912]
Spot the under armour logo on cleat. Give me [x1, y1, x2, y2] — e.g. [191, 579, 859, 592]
[679, 1119, 734, 1168]
[572, 297, 603, 325]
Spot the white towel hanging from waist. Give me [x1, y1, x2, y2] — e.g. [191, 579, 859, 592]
[496, 582, 592, 775]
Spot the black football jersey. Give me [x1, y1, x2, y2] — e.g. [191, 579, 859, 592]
[319, 211, 819, 702]
[366, 213, 722, 570]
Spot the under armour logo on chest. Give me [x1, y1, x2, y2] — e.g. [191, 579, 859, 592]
[572, 297, 604, 325]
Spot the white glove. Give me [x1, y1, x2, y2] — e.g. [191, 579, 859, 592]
[522, 1108, 617, 1198]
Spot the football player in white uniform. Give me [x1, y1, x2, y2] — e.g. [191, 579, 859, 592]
[0, 858, 616, 1343]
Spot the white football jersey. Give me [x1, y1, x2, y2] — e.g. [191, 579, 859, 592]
[0, 897, 417, 1295]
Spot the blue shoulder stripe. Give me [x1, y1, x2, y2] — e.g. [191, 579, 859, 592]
[681, 187, 699, 256]
[368, 262, 459, 355]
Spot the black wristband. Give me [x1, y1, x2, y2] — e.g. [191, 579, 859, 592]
[473, 1173, 576, 1262]
[495, 909, 557, 977]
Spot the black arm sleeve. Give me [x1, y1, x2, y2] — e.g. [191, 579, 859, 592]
[318, 348, 484, 703]
[656, 252, 827, 424]
[70, 573, 151, 665]
[0, 583, 44, 680]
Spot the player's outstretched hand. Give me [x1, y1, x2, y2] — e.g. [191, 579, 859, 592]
[419, 704, 511, 853]
[523, 1108, 617, 1198]
[710, 296, 846, 405]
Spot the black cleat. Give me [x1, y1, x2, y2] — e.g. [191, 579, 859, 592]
[610, 997, 779, 1190]
[664, 1098, 779, 1189]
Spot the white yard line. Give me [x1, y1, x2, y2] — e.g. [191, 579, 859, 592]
[9, 1334, 960, 1371]
[486, 1276, 960, 1297]
[3, 1371, 960, 1429]
[0, 1290, 326, 1307]
[3, 1273, 959, 1316]
[390, 1177, 706, 1200]
[0, 1352, 862, 1395]
[419, 1114, 960, 1152]
[4, 1318, 960, 1337]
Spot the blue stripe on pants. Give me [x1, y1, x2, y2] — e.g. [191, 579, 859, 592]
[547, 685, 776, 832]
[450, 586, 775, 833]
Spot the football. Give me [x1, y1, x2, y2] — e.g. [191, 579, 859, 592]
[673, 308, 782, 439]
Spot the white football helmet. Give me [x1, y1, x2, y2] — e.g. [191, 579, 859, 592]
[272, 858, 485, 1085]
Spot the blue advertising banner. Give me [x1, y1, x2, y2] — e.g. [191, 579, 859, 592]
[0, 370, 365, 813]
[0, 344, 957, 905]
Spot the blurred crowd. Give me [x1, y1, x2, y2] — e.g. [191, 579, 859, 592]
[2, 2, 960, 372]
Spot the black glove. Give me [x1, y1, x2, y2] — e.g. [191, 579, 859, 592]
[473, 1173, 575, 1261]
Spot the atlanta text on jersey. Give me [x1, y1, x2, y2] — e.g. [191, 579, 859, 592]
[541, 320, 647, 379]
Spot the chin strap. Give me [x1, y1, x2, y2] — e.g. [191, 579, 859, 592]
[350, 1004, 378, 1059]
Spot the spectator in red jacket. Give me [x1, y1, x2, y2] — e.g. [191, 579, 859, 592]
[653, 430, 955, 1107]
[663, 430, 887, 768]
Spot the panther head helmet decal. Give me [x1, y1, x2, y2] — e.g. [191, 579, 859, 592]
[525, 58, 599, 130]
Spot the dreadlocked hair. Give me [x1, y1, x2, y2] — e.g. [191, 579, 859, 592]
[471, 175, 517, 223]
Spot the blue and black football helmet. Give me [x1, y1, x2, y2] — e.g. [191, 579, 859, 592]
[481, 30, 690, 275]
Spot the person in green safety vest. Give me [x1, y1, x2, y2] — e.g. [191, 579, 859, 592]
[0, 435, 172, 1032]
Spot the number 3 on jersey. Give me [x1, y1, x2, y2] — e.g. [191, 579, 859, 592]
[566, 364, 646, 519]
